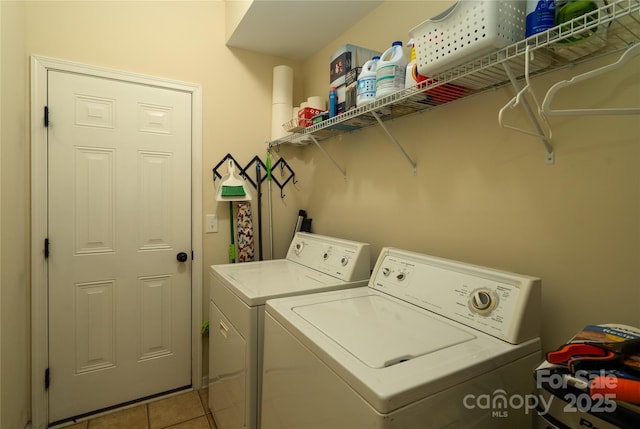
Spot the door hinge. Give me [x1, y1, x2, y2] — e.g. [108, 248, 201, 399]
[44, 238, 49, 259]
[44, 106, 49, 127]
[191, 250, 194, 260]
[45, 368, 50, 390]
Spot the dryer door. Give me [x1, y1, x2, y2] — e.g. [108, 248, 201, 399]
[209, 301, 247, 429]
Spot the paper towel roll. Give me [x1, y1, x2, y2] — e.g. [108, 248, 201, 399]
[271, 103, 292, 140]
[272, 65, 293, 105]
[300, 101, 309, 109]
[307, 96, 325, 110]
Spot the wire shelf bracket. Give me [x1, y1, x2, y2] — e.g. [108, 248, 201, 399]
[309, 135, 347, 180]
[372, 111, 418, 175]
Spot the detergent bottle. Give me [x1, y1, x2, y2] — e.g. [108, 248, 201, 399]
[405, 39, 427, 89]
[356, 56, 380, 106]
[526, 0, 556, 37]
[375, 41, 407, 99]
[552, 0, 607, 60]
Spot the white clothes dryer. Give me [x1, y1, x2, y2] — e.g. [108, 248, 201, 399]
[208, 232, 371, 429]
[261, 247, 542, 429]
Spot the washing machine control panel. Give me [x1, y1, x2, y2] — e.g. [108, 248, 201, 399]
[287, 232, 371, 282]
[468, 288, 498, 315]
[370, 248, 541, 344]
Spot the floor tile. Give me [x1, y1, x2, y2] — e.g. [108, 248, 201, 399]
[148, 391, 205, 429]
[87, 404, 148, 429]
[197, 387, 209, 410]
[165, 416, 210, 429]
[65, 423, 88, 429]
[197, 388, 217, 429]
[205, 413, 217, 429]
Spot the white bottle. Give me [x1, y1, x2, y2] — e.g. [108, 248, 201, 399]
[356, 56, 380, 106]
[375, 41, 407, 99]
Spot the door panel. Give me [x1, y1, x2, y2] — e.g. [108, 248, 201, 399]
[75, 280, 116, 373]
[48, 70, 192, 423]
[74, 147, 115, 254]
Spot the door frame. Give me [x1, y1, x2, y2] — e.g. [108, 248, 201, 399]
[30, 55, 203, 429]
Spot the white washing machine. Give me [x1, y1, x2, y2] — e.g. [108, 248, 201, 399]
[261, 247, 542, 429]
[208, 232, 371, 429]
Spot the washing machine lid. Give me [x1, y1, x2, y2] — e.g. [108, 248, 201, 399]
[212, 260, 367, 306]
[293, 294, 475, 368]
[267, 287, 541, 414]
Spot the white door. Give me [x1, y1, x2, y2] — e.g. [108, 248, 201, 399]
[47, 70, 192, 423]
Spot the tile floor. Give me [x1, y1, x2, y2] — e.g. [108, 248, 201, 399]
[64, 388, 217, 429]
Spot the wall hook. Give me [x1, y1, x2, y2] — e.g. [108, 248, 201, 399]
[212, 153, 244, 183]
[213, 153, 297, 200]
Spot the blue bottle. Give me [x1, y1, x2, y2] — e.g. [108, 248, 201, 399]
[526, 0, 556, 37]
[329, 86, 337, 117]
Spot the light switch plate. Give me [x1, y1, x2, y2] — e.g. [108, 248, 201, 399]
[206, 214, 218, 233]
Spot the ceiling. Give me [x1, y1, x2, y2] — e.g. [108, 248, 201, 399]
[225, 1, 383, 61]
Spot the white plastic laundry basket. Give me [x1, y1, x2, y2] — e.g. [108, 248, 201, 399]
[409, 0, 527, 75]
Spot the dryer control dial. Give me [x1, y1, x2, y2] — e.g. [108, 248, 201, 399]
[469, 289, 498, 315]
[340, 256, 350, 267]
[294, 241, 304, 255]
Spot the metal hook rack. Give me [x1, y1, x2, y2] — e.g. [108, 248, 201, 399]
[212, 153, 243, 181]
[241, 155, 266, 191]
[272, 157, 298, 199]
[212, 153, 297, 261]
[212, 153, 297, 199]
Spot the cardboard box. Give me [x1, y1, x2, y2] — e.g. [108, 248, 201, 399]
[335, 86, 347, 115]
[345, 81, 358, 112]
[298, 107, 326, 127]
[345, 67, 362, 86]
[330, 44, 381, 87]
[311, 112, 329, 125]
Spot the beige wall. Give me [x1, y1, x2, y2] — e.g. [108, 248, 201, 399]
[1, 1, 30, 428]
[1, 0, 638, 427]
[290, 0, 640, 352]
[24, 0, 305, 264]
[14, 0, 304, 426]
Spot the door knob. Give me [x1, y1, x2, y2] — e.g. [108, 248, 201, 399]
[176, 252, 189, 262]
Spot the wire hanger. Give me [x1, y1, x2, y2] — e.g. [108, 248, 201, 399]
[541, 43, 640, 117]
[498, 45, 553, 140]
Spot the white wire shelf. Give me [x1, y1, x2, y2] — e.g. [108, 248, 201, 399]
[267, 0, 640, 149]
